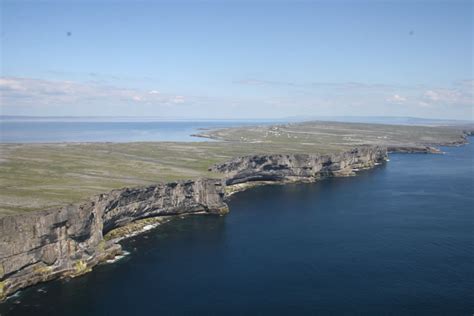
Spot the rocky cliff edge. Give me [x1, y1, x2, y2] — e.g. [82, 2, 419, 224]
[0, 146, 387, 300]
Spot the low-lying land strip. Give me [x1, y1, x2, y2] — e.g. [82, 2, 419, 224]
[0, 121, 471, 216]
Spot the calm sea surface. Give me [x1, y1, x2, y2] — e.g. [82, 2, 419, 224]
[0, 120, 275, 143]
[1, 140, 473, 315]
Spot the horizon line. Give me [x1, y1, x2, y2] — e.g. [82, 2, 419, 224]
[1, 115, 472, 122]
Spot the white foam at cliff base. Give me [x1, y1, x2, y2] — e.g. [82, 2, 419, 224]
[142, 224, 155, 231]
[106, 250, 130, 264]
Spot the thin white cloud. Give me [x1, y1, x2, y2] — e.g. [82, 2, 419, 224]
[172, 96, 185, 104]
[1, 76, 472, 119]
[423, 90, 440, 101]
[0, 77, 186, 107]
[386, 94, 407, 103]
[421, 85, 472, 107]
[236, 77, 473, 109]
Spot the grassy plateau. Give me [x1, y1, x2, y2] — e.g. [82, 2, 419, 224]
[0, 121, 470, 216]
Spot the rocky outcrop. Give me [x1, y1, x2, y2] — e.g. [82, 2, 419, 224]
[387, 146, 442, 154]
[100, 180, 227, 233]
[0, 179, 227, 301]
[211, 146, 388, 186]
[0, 146, 388, 301]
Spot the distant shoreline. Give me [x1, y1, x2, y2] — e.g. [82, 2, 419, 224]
[1, 115, 472, 126]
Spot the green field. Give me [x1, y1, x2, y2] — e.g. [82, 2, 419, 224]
[0, 121, 469, 216]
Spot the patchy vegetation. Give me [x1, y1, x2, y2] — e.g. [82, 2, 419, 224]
[0, 121, 469, 216]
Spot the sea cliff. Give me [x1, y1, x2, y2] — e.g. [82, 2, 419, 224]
[0, 179, 227, 300]
[213, 146, 387, 186]
[0, 146, 387, 300]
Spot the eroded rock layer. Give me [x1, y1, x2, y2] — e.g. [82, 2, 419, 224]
[212, 146, 388, 186]
[0, 179, 227, 300]
[0, 146, 387, 300]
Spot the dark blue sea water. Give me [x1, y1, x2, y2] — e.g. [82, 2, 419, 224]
[0, 119, 274, 143]
[1, 141, 473, 315]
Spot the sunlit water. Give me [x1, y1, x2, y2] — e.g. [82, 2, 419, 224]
[0, 120, 275, 143]
[1, 140, 473, 315]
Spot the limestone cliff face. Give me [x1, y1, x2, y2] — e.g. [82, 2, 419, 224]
[0, 146, 387, 300]
[211, 146, 388, 186]
[387, 146, 442, 154]
[100, 180, 227, 233]
[0, 179, 227, 300]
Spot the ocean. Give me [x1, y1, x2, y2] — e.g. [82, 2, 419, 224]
[0, 119, 275, 143]
[0, 133, 472, 315]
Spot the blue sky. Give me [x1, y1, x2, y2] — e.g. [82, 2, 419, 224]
[1, 0, 472, 119]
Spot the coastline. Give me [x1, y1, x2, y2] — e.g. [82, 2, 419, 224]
[0, 133, 472, 302]
[0, 146, 385, 300]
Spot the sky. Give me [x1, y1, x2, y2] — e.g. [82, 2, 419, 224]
[0, 0, 473, 120]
